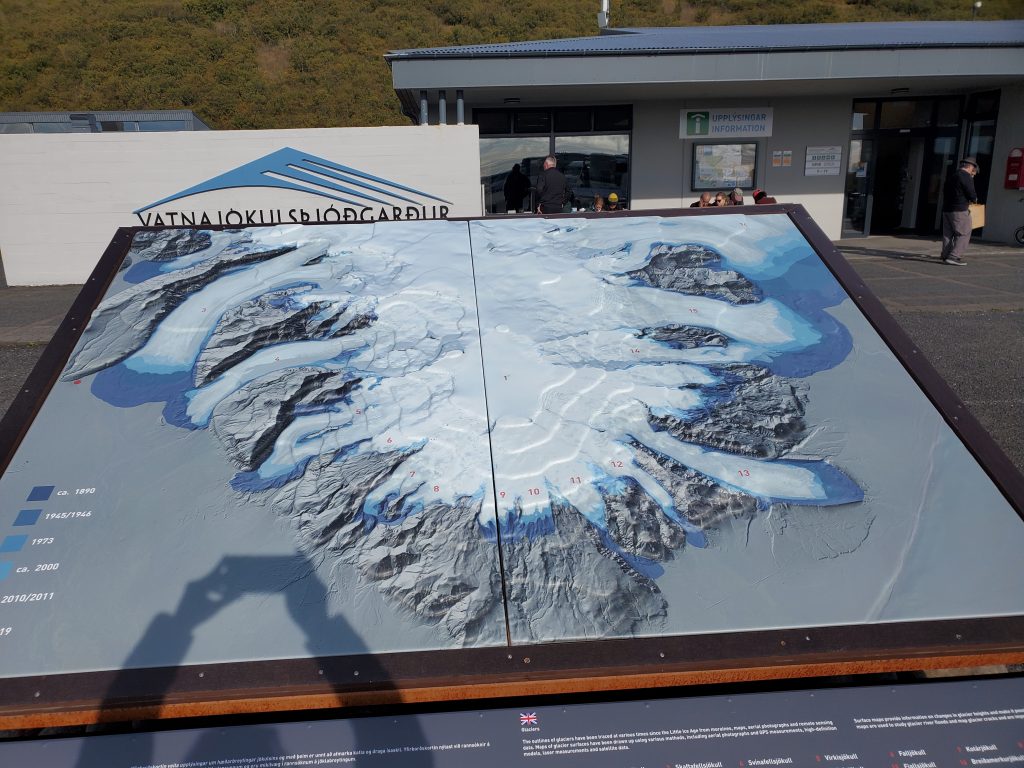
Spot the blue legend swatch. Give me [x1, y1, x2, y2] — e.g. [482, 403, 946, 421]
[13, 510, 41, 527]
[0, 562, 12, 581]
[0, 535, 27, 553]
[27, 486, 55, 502]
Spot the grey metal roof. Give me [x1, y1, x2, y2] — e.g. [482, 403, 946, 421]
[0, 110, 209, 125]
[387, 20, 1024, 59]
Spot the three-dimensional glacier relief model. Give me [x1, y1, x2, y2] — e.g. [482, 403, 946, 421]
[61, 216, 863, 646]
[5, 212, 1023, 678]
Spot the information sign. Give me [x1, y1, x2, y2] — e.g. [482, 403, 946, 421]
[680, 108, 774, 138]
[692, 143, 758, 188]
[0, 677, 1021, 767]
[806, 145, 844, 176]
[772, 149, 793, 167]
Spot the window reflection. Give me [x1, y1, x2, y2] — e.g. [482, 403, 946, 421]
[554, 134, 630, 210]
[475, 106, 633, 215]
[480, 137, 551, 214]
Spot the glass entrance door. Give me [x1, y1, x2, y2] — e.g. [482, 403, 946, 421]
[869, 136, 914, 234]
[843, 97, 967, 238]
[916, 136, 958, 233]
[842, 139, 873, 236]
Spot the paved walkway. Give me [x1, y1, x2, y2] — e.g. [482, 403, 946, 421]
[836, 235, 1024, 312]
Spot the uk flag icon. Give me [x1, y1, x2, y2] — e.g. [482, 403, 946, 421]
[520, 713, 538, 726]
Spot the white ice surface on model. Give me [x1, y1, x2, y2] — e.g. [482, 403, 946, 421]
[471, 215, 839, 528]
[105, 216, 849, 532]
[129, 240, 341, 373]
[121, 222, 495, 512]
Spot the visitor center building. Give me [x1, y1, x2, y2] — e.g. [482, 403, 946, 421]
[387, 20, 1024, 244]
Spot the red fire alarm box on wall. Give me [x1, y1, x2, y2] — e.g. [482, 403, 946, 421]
[1006, 147, 1024, 190]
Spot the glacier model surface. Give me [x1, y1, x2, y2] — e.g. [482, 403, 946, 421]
[65, 223, 506, 647]
[472, 217, 865, 641]
[3, 213, 1024, 677]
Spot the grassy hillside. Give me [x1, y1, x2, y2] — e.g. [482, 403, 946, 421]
[0, 0, 1019, 129]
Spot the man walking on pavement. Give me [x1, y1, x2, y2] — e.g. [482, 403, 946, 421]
[940, 157, 979, 267]
[536, 156, 567, 214]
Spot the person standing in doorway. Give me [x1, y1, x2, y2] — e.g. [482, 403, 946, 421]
[536, 156, 567, 214]
[940, 157, 979, 267]
[503, 163, 530, 213]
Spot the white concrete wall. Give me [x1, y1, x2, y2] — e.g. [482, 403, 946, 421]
[0, 126, 482, 286]
[631, 97, 850, 239]
[984, 84, 1024, 245]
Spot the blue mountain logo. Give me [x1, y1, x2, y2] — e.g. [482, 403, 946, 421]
[134, 147, 451, 214]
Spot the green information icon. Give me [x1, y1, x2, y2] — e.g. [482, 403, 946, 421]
[686, 111, 710, 136]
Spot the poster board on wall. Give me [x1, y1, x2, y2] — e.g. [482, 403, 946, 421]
[692, 143, 758, 189]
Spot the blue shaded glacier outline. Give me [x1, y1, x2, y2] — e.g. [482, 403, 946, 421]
[59, 219, 867, 647]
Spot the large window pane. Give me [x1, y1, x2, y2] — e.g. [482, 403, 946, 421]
[554, 108, 591, 133]
[480, 136, 551, 214]
[554, 134, 630, 210]
[967, 90, 1000, 120]
[593, 105, 631, 131]
[475, 110, 511, 136]
[514, 110, 551, 134]
[879, 100, 932, 129]
[935, 98, 961, 128]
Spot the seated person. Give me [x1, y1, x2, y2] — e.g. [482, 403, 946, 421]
[690, 192, 712, 208]
[753, 188, 778, 204]
[729, 187, 745, 206]
[606, 192, 623, 211]
[713, 192, 729, 206]
[592, 195, 606, 212]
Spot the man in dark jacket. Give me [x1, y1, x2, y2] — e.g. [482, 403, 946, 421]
[535, 156, 567, 214]
[940, 157, 979, 267]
